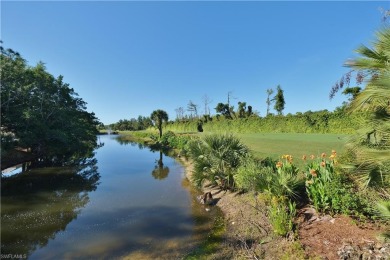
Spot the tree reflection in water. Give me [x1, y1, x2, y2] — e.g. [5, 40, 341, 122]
[1, 157, 100, 258]
[115, 137, 171, 180]
[115, 137, 147, 150]
[151, 151, 170, 180]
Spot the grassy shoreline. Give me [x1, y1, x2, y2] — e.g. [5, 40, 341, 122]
[107, 131, 389, 259]
[178, 156, 306, 259]
[117, 131, 307, 258]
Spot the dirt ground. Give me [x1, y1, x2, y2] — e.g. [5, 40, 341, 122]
[180, 158, 390, 260]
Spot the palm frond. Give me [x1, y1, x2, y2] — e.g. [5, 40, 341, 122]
[188, 133, 249, 190]
[349, 72, 390, 112]
[376, 200, 390, 219]
[343, 27, 390, 187]
[349, 45, 388, 71]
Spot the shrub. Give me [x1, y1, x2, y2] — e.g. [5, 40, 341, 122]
[159, 131, 193, 150]
[188, 134, 249, 189]
[235, 157, 274, 192]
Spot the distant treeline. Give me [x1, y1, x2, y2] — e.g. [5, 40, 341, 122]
[106, 116, 153, 131]
[164, 109, 365, 134]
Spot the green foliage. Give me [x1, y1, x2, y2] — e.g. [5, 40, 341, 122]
[235, 149, 369, 216]
[304, 151, 368, 215]
[376, 200, 390, 219]
[0, 46, 100, 161]
[266, 88, 274, 116]
[337, 26, 390, 188]
[109, 116, 152, 131]
[188, 134, 249, 189]
[164, 109, 363, 134]
[342, 86, 362, 101]
[215, 102, 232, 119]
[327, 175, 366, 216]
[235, 156, 304, 200]
[151, 109, 169, 138]
[235, 157, 274, 192]
[160, 131, 176, 145]
[304, 153, 335, 212]
[160, 131, 192, 150]
[268, 196, 296, 236]
[273, 85, 285, 115]
[376, 200, 390, 241]
[273, 156, 305, 199]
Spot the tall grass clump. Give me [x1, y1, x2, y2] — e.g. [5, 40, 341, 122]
[269, 196, 297, 236]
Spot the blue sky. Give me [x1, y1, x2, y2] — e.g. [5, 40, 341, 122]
[2, 1, 389, 124]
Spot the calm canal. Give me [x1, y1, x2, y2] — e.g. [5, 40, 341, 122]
[1, 134, 221, 259]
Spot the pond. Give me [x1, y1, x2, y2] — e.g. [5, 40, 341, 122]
[1, 135, 222, 259]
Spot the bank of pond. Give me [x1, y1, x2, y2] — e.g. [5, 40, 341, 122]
[2, 132, 388, 259]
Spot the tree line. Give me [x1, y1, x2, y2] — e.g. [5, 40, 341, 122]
[106, 116, 153, 131]
[173, 86, 286, 122]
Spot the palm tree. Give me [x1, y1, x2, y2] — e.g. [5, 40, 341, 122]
[189, 134, 249, 189]
[344, 26, 390, 187]
[150, 109, 169, 138]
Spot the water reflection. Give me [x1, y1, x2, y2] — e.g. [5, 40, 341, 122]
[1, 158, 100, 258]
[151, 151, 170, 180]
[1, 135, 223, 259]
[116, 137, 172, 180]
[115, 137, 147, 150]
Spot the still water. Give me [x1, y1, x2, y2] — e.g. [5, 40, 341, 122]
[1, 135, 221, 259]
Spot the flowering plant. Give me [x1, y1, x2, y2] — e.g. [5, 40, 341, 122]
[304, 150, 337, 211]
[272, 155, 304, 199]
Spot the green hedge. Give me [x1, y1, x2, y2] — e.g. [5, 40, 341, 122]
[164, 110, 365, 134]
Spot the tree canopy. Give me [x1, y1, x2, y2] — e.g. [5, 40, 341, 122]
[150, 109, 169, 138]
[273, 85, 285, 115]
[1, 46, 100, 164]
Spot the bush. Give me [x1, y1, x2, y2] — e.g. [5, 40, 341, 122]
[160, 131, 193, 150]
[188, 134, 249, 189]
[235, 157, 274, 192]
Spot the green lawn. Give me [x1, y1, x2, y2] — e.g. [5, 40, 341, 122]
[120, 130, 351, 167]
[235, 133, 350, 163]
